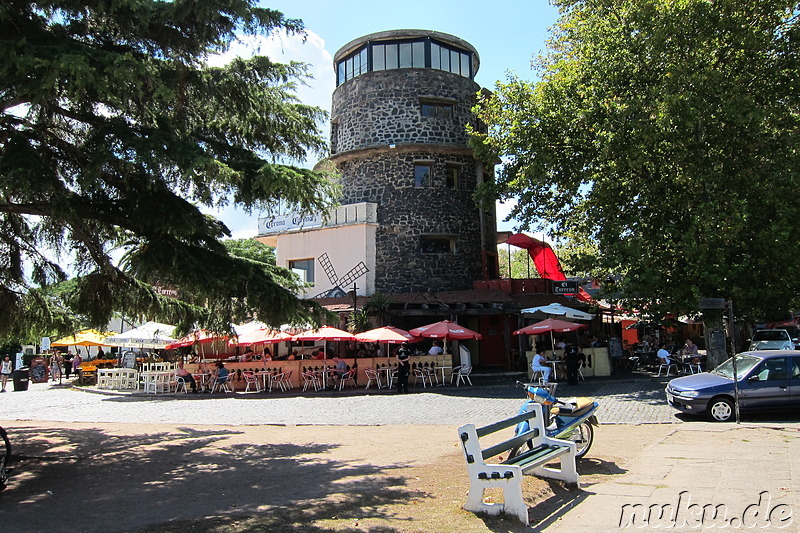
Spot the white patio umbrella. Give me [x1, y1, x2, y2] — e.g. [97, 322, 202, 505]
[104, 322, 176, 350]
[521, 303, 594, 321]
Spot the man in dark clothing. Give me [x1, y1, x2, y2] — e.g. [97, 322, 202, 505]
[565, 343, 585, 386]
[396, 342, 411, 393]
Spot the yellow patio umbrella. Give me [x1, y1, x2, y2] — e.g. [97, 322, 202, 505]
[51, 329, 116, 347]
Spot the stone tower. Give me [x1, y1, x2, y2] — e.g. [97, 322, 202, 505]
[329, 29, 497, 294]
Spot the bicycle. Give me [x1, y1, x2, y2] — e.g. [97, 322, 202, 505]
[0, 425, 10, 490]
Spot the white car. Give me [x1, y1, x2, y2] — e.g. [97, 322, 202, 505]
[749, 329, 793, 351]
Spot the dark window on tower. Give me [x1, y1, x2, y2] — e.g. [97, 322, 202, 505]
[446, 165, 460, 189]
[414, 164, 432, 187]
[421, 102, 453, 118]
[420, 236, 456, 254]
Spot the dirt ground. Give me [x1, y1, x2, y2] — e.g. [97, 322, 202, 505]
[0, 421, 673, 532]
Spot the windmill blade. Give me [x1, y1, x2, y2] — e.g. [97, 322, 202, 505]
[338, 262, 369, 288]
[318, 253, 339, 285]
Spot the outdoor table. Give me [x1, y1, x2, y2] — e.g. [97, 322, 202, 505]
[548, 360, 564, 381]
[377, 367, 395, 389]
[192, 373, 209, 393]
[257, 371, 273, 391]
[434, 366, 452, 386]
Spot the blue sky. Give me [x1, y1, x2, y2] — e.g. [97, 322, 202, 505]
[212, 1, 561, 238]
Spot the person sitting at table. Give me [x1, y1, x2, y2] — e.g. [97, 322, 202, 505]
[239, 348, 255, 362]
[683, 338, 700, 361]
[428, 341, 443, 355]
[214, 362, 230, 385]
[331, 356, 347, 385]
[312, 349, 325, 360]
[175, 362, 198, 393]
[657, 343, 673, 366]
[531, 349, 551, 383]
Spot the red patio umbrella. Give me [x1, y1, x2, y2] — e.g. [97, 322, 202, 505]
[354, 326, 417, 344]
[292, 326, 355, 388]
[409, 320, 482, 340]
[231, 329, 292, 346]
[353, 326, 421, 359]
[409, 320, 482, 361]
[513, 318, 588, 336]
[513, 318, 588, 355]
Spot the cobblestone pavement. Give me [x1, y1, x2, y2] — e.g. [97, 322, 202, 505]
[1, 374, 681, 427]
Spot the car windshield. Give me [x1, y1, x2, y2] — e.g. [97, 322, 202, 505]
[753, 330, 790, 341]
[712, 354, 761, 380]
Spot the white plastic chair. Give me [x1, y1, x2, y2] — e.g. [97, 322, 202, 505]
[270, 372, 287, 392]
[280, 370, 293, 390]
[210, 373, 233, 393]
[413, 368, 431, 388]
[578, 361, 585, 380]
[337, 369, 357, 390]
[302, 371, 321, 392]
[452, 365, 473, 386]
[364, 368, 382, 389]
[657, 361, 678, 377]
[242, 371, 261, 393]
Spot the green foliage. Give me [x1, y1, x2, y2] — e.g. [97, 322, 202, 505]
[363, 292, 393, 326]
[0, 1, 339, 339]
[474, 0, 800, 321]
[223, 238, 276, 265]
[346, 308, 371, 334]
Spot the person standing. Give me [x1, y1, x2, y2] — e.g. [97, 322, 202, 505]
[72, 351, 83, 375]
[50, 351, 63, 382]
[564, 344, 584, 386]
[396, 342, 411, 393]
[1, 356, 12, 392]
[62, 350, 73, 380]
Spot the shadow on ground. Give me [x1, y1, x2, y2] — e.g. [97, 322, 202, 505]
[0, 425, 426, 533]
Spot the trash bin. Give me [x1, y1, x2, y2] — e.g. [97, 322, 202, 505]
[13, 368, 29, 391]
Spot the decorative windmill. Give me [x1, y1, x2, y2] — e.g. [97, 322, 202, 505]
[314, 252, 369, 298]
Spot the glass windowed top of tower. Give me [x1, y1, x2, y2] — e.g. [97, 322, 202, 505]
[334, 30, 480, 86]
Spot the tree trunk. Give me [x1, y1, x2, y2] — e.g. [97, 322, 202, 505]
[703, 310, 728, 369]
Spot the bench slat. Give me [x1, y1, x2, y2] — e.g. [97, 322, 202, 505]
[475, 409, 539, 438]
[503, 444, 570, 471]
[481, 428, 540, 460]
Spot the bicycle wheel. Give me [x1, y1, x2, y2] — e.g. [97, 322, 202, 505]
[0, 425, 10, 487]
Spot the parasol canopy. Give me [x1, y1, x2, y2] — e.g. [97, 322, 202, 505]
[164, 330, 224, 350]
[513, 318, 588, 336]
[291, 326, 355, 343]
[232, 329, 293, 346]
[409, 320, 482, 340]
[104, 322, 176, 349]
[521, 303, 593, 321]
[52, 329, 116, 347]
[353, 326, 419, 344]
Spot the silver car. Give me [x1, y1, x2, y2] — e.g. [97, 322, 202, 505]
[749, 329, 793, 351]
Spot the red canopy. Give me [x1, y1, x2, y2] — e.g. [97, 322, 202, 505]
[165, 330, 223, 349]
[354, 326, 419, 344]
[513, 318, 588, 336]
[409, 320, 482, 340]
[505, 233, 566, 281]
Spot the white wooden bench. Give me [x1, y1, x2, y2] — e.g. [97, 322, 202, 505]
[457, 402, 579, 525]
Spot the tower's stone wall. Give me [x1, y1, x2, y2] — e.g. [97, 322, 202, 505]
[330, 32, 494, 294]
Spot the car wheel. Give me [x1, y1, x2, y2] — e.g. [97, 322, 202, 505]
[707, 397, 734, 422]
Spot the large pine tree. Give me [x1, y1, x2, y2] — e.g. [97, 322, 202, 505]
[0, 1, 338, 339]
